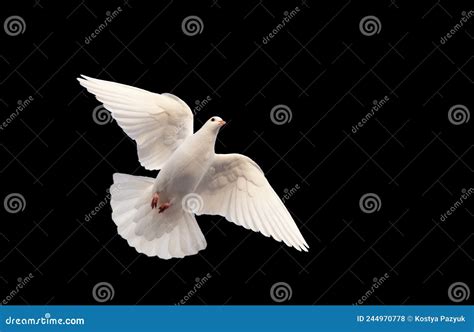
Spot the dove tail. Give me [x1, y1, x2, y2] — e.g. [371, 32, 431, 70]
[110, 173, 207, 259]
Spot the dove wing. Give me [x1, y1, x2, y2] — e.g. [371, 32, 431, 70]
[77, 75, 193, 170]
[195, 153, 309, 251]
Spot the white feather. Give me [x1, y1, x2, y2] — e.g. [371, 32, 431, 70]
[77, 75, 193, 170]
[110, 173, 207, 259]
[195, 154, 309, 252]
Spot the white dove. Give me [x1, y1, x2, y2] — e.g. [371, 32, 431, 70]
[77, 75, 309, 259]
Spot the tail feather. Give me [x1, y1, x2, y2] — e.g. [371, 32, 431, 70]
[110, 173, 207, 259]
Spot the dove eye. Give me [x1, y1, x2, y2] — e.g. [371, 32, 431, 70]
[211, 118, 215, 122]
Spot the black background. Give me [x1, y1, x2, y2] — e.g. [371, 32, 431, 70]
[0, 0, 472, 305]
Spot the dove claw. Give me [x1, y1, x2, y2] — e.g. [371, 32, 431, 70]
[158, 202, 171, 213]
[151, 193, 160, 209]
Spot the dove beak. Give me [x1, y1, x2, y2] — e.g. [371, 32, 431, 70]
[218, 120, 226, 126]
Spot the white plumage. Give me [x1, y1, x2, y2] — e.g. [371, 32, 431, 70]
[78, 75, 309, 259]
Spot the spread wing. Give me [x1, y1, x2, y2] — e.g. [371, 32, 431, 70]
[195, 154, 309, 251]
[77, 75, 193, 170]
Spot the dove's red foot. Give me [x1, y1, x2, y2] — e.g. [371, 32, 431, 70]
[158, 202, 171, 213]
[151, 193, 160, 209]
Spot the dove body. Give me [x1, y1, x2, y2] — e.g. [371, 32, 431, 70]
[152, 118, 222, 204]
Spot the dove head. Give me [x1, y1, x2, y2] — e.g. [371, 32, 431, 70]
[202, 116, 226, 133]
